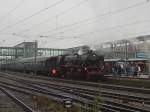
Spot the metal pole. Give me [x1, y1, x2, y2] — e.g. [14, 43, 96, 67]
[0, 59, 1, 70]
[148, 52, 150, 78]
[125, 40, 128, 75]
[5, 56, 7, 71]
[125, 40, 128, 62]
[34, 40, 37, 75]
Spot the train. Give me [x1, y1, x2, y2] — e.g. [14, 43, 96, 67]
[1, 51, 105, 80]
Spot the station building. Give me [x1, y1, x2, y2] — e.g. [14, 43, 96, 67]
[96, 35, 150, 75]
[97, 35, 150, 60]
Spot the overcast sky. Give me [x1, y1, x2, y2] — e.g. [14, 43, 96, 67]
[0, 0, 150, 48]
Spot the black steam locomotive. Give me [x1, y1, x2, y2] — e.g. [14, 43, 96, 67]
[1, 51, 105, 80]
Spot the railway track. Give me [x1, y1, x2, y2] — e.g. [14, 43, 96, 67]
[8, 75, 150, 105]
[0, 79, 142, 112]
[6, 71, 150, 94]
[0, 87, 36, 112]
[0, 79, 102, 112]
[3, 71, 150, 98]
[0, 71, 150, 112]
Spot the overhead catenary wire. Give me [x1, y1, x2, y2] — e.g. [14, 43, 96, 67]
[43, 19, 150, 39]
[28, 0, 149, 35]
[78, 19, 150, 37]
[5, 20, 150, 40]
[42, 19, 150, 40]
[39, 0, 149, 35]
[0, 0, 65, 32]
[0, 0, 25, 23]
[12, 19, 150, 40]
[0, 0, 147, 35]
[0, 0, 148, 40]
[16, 0, 89, 34]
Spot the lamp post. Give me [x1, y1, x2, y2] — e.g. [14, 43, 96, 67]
[124, 40, 129, 75]
[125, 40, 128, 62]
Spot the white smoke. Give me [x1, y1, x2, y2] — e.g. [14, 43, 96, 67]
[77, 45, 90, 55]
[78, 49, 83, 55]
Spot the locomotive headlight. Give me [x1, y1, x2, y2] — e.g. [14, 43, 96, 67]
[52, 69, 57, 75]
[84, 67, 87, 70]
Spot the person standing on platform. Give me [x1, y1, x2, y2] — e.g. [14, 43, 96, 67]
[131, 65, 135, 77]
[120, 64, 125, 76]
[114, 64, 118, 76]
[126, 64, 130, 76]
[137, 65, 141, 78]
[134, 65, 138, 77]
[118, 64, 122, 76]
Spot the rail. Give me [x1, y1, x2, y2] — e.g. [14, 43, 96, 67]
[0, 87, 36, 112]
[0, 72, 150, 112]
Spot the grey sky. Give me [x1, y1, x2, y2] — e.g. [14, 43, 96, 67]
[0, 0, 149, 48]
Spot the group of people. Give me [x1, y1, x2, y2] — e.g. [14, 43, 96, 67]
[112, 63, 141, 77]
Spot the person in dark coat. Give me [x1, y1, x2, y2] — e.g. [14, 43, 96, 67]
[134, 65, 138, 77]
[118, 65, 122, 76]
[126, 64, 130, 76]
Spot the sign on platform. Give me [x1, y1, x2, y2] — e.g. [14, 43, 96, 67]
[136, 52, 147, 59]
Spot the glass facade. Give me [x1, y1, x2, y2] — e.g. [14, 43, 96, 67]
[37, 48, 67, 57]
[0, 47, 69, 63]
[99, 38, 150, 60]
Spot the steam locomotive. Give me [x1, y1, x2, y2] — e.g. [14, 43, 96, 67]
[1, 51, 105, 80]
